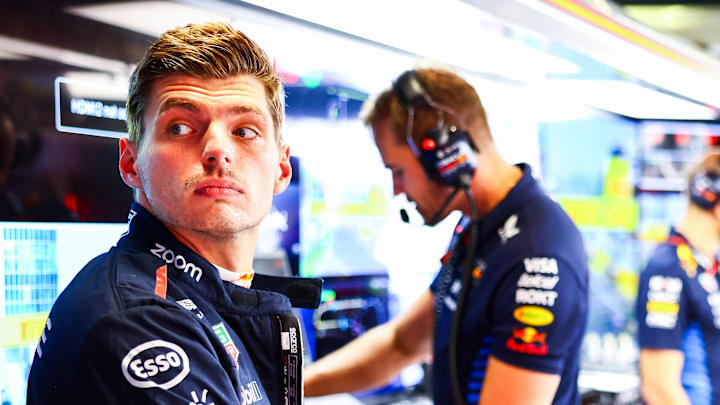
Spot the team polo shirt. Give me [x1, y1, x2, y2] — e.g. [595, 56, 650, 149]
[637, 228, 720, 405]
[27, 203, 321, 404]
[430, 164, 589, 405]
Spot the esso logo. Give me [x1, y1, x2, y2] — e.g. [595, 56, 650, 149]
[121, 340, 190, 389]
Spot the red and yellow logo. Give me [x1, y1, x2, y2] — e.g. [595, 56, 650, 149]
[506, 327, 549, 356]
[676, 244, 698, 278]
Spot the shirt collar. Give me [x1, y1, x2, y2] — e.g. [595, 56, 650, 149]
[118, 202, 322, 309]
[668, 226, 713, 270]
[216, 264, 254, 289]
[118, 202, 252, 306]
[465, 163, 543, 242]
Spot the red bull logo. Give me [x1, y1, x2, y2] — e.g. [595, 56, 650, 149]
[506, 327, 549, 356]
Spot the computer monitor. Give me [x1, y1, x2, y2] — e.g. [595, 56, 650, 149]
[305, 274, 425, 400]
[310, 274, 389, 358]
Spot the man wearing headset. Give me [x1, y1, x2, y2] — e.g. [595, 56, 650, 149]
[304, 68, 589, 405]
[637, 151, 720, 405]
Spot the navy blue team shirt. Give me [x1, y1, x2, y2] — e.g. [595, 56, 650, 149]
[27, 203, 321, 404]
[430, 164, 589, 405]
[637, 228, 720, 405]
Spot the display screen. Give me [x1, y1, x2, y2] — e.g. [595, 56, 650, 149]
[1, 123, 133, 223]
[54, 76, 128, 139]
[0, 221, 129, 404]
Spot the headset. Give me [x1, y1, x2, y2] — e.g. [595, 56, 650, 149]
[393, 70, 480, 405]
[689, 170, 720, 210]
[392, 70, 478, 188]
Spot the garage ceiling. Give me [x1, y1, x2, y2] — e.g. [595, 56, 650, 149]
[613, 0, 720, 59]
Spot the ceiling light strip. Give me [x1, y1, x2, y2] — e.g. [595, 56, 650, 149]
[541, 0, 705, 71]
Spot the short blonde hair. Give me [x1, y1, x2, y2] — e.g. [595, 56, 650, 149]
[361, 68, 490, 146]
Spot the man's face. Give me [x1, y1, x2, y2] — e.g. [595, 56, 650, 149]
[373, 120, 453, 225]
[124, 74, 290, 238]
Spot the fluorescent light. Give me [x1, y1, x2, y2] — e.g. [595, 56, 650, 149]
[466, 0, 720, 110]
[68, 0, 418, 94]
[70, 0, 578, 86]
[0, 34, 130, 77]
[65, 0, 715, 120]
[0, 49, 26, 60]
[67, 1, 233, 38]
[236, 0, 580, 80]
[533, 79, 717, 120]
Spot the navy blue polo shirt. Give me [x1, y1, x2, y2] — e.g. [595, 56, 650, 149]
[430, 164, 589, 405]
[637, 228, 720, 405]
[27, 203, 320, 404]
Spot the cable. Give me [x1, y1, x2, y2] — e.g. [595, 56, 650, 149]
[448, 185, 479, 405]
[428, 187, 462, 225]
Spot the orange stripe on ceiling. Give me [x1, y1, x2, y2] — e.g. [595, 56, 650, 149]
[542, 0, 704, 71]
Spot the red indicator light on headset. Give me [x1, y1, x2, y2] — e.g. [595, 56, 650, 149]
[421, 138, 436, 150]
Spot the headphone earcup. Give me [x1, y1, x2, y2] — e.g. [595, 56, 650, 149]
[418, 126, 477, 187]
[689, 171, 720, 210]
[392, 70, 478, 187]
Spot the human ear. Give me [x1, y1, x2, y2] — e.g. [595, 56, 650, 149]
[712, 203, 720, 221]
[273, 144, 292, 195]
[118, 138, 143, 190]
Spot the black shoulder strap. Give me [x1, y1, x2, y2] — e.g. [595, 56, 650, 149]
[252, 274, 323, 309]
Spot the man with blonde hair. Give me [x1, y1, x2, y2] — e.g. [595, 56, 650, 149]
[304, 68, 589, 405]
[27, 22, 320, 405]
[637, 150, 720, 405]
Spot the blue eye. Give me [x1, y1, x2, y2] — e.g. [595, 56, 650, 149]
[170, 123, 191, 135]
[233, 127, 259, 139]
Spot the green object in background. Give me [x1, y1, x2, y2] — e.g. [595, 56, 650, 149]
[339, 185, 388, 216]
[1, 313, 48, 348]
[558, 146, 638, 231]
[301, 70, 324, 89]
[301, 233, 332, 277]
[558, 196, 639, 232]
[615, 269, 639, 301]
[321, 289, 337, 303]
[603, 151, 633, 198]
[588, 249, 613, 275]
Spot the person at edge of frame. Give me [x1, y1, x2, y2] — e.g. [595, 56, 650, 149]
[637, 150, 720, 405]
[26, 21, 321, 405]
[303, 67, 590, 405]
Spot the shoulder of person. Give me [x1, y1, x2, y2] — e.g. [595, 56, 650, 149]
[642, 242, 693, 280]
[50, 246, 192, 345]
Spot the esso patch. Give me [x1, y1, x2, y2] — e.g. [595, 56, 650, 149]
[121, 340, 190, 390]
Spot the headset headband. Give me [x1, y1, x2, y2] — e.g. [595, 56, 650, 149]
[393, 70, 434, 110]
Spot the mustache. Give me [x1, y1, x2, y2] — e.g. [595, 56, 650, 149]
[183, 169, 243, 191]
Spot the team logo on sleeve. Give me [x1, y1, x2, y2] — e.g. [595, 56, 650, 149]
[177, 299, 205, 319]
[515, 289, 558, 306]
[121, 340, 190, 389]
[513, 306, 555, 326]
[516, 257, 561, 307]
[698, 272, 719, 294]
[676, 244, 698, 278]
[645, 275, 682, 329]
[523, 257, 558, 274]
[212, 322, 240, 367]
[707, 292, 720, 329]
[498, 215, 520, 244]
[506, 327, 548, 356]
